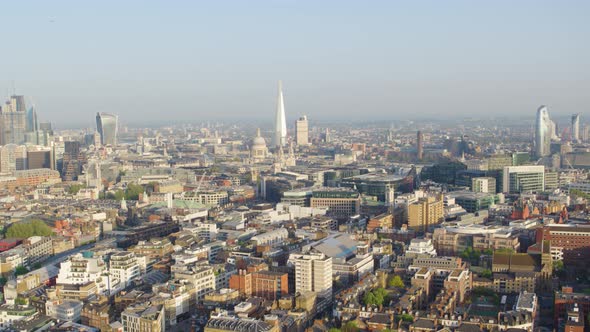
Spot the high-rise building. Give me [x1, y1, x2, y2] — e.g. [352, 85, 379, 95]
[571, 113, 581, 143]
[96, 112, 118, 146]
[25, 106, 38, 133]
[295, 115, 309, 145]
[534, 106, 552, 158]
[61, 141, 85, 181]
[0, 144, 27, 172]
[0, 96, 27, 145]
[27, 149, 54, 170]
[502, 165, 545, 193]
[274, 81, 287, 147]
[288, 252, 332, 299]
[408, 195, 444, 232]
[417, 130, 424, 160]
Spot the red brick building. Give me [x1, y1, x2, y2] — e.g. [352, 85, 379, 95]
[536, 224, 590, 266]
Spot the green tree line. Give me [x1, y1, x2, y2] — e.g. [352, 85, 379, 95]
[5, 220, 53, 238]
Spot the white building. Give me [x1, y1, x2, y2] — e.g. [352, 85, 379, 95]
[251, 228, 289, 247]
[109, 252, 140, 293]
[45, 299, 83, 322]
[288, 252, 332, 299]
[56, 253, 108, 294]
[0, 305, 37, 329]
[406, 238, 437, 257]
[502, 166, 545, 194]
[173, 266, 216, 300]
[295, 115, 309, 146]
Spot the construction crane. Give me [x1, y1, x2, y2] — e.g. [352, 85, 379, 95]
[194, 171, 208, 193]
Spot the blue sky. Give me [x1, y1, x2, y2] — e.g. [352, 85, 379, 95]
[1, 0, 589, 127]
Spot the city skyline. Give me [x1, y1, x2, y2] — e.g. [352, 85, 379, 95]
[1, 1, 589, 126]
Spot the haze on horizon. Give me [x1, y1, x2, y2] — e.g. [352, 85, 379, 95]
[1, 0, 589, 127]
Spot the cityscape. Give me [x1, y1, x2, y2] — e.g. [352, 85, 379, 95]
[0, 2, 589, 332]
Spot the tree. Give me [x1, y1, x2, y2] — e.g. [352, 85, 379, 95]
[68, 183, 86, 195]
[15, 266, 29, 276]
[6, 220, 53, 238]
[363, 288, 388, 307]
[341, 321, 358, 332]
[0, 277, 6, 286]
[399, 314, 414, 323]
[125, 183, 144, 200]
[481, 269, 492, 278]
[388, 275, 404, 288]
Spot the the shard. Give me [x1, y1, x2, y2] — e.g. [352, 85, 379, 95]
[274, 80, 287, 147]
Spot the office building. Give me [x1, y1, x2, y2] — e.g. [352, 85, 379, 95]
[25, 106, 38, 133]
[537, 224, 590, 266]
[109, 252, 141, 292]
[502, 166, 545, 193]
[408, 195, 444, 232]
[295, 115, 309, 145]
[535, 105, 552, 157]
[274, 81, 287, 147]
[27, 149, 54, 170]
[310, 188, 360, 219]
[61, 141, 85, 181]
[288, 252, 332, 299]
[96, 112, 118, 146]
[471, 177, 496, 193]
[0, 144, 27, 173]
[0, 96, 27, 145]
[22, 236, 52, 267]
[572, 113, 581, 143]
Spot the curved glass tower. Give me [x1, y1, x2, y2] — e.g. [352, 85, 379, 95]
[274, 81, 287, 147]
[572, 113, 581, 142]
[96, 112, 118, 146]
[535, 106, 551, 158]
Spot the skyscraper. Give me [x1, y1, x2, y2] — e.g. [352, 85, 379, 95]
[0, 96, 27, 145]
[417, 130, 424, 160]
[274, 81, 287, 147]
[96, 112, 118, 146]
[61, 141, 84, 181]
[26, 106, 38, 132]
[534, 106, 551, 158]
[571, 113, 580, 143]
[295, 115, 309, 146]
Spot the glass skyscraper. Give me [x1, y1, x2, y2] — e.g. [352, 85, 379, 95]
[96, 112, 118, 146]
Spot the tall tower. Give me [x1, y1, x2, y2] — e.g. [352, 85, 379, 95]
[295, 115, 309, 145]
[0, 96, 27, 145]
[571, 113, 580, 143]
[274, 81, 287, 147]
[535, 106, 551, 158]
[417, 130, 424, 160]
[96, 112, 119, 146]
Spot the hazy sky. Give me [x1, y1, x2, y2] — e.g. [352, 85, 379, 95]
[1, 0, 589, 127]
